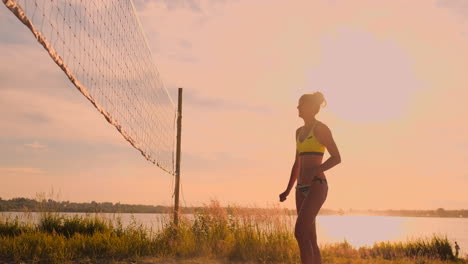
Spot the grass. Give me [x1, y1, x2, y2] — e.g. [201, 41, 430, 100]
[0, 200, 466, 264]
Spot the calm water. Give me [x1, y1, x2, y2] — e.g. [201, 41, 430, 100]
[2, 212, 467, 256]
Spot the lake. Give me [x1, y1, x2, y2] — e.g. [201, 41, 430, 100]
[2, 212, 467, 257]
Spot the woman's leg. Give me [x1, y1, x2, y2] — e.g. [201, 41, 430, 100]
[309, 221, 321, 263]
[295, 182, 328, 264]
[295, 187, 305, 214]
[295, 188, 310, 263]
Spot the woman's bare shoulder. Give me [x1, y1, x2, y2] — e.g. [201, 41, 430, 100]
[296, 126, 306, 140]
[315, 121, 331, 134]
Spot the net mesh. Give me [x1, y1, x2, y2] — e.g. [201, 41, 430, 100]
[3, 0, 176, 174]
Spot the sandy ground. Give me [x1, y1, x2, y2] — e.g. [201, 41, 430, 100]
[116, 258, 253, 264]
[0, 257, 252, 264]
[64, 257, 255, 264]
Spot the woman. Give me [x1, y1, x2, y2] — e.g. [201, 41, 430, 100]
[279, 92, 341, 264]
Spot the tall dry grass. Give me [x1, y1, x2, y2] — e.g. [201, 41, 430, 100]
[0, 200, 465, 264]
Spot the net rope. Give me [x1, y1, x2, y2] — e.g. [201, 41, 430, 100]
[3, 0, 176, 174]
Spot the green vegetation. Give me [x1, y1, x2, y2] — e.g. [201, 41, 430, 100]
[1, 196, 468, 218]
[0, 197, 173, 214]
[0, 200, 466, 264]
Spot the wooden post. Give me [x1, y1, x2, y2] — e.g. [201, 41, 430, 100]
[174, 88, 183, 225]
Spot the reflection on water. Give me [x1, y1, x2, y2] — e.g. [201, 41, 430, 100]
[2, 212, 467, 256]
[316, 215, 468, 256]
[317, 215, 404, 247]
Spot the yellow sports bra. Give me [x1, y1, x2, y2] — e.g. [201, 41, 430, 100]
[296, 124, 325, 156]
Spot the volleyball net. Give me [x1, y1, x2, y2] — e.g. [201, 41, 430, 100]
[2, 0, 177, 174]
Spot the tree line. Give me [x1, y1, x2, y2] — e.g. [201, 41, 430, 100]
[0, 197, 466, 217]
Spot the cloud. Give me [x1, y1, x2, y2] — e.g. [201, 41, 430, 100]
[179, 39, 192, 49]
[18, 112, 51, 124]
[167, 53, 199, 63]
[135, 0, 202, 12]
[0, 4, 35, 45]
[0, 43, 72, 97]
[0, 167, 45, 175]
[182, 150, 254, 173]
[0, 88, 127, 147]
[23, 142, 47, 150]
[183, 89, 273, 113]
[436, 0, 468, 18]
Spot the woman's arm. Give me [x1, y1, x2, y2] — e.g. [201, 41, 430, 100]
[286, 152, 300, 188]
[280, 151, 299, 202]
[279, 129, 301, 202]
[314, 123, 341, 174]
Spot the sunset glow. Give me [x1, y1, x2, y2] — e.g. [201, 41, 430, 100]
[1, 0, 467, 211]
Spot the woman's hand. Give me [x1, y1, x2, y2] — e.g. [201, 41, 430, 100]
[279, 190, 289, 202]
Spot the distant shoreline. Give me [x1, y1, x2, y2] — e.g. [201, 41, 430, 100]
[1, 197, 467, 218]
[2, 211, 468, 219]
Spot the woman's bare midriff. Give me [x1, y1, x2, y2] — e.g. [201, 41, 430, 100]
[297, 155, 325, 184]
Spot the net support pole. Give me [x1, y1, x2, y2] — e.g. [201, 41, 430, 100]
[174, 88, 183, 226]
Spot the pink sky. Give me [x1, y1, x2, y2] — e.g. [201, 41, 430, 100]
[1, 0, 467, 210]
